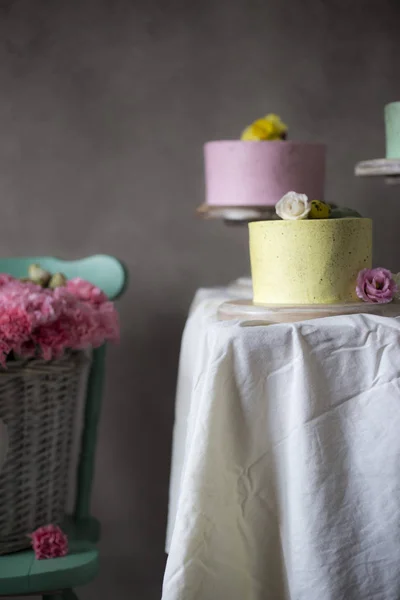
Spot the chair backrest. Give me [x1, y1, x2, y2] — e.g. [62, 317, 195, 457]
[0, 255, 128, 524]
[0, 255, 127, 300]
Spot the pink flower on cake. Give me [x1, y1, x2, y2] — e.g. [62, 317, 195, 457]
[30, 524, 68, 560]
[356, 268, 397, 304]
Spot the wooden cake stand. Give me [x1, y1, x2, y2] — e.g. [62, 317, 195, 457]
[218, 299, 400, 324]
[355, 158, 400, 185]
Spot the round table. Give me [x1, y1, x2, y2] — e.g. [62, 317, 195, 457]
[163, 282, 400, 600]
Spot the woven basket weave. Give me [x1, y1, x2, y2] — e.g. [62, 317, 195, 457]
[0, 351, 90, 555]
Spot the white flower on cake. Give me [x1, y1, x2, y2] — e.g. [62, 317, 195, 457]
[275, 191, 311, 220]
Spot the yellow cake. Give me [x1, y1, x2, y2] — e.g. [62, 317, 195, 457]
[249, 218, 372, 305]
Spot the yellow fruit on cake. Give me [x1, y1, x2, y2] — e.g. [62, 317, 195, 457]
[309, 200, 331, 219]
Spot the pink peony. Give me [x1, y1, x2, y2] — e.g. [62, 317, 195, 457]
[30, 524, 68, 560]
[356, 268, 397, 304]
[66, 278, 108, 306]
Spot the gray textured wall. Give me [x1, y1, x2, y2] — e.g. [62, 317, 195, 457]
[2, 1, 400, 598]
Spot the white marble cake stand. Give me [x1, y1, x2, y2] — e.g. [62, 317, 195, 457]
[355, 159, 400, 185]
[218, 298, 400, 324]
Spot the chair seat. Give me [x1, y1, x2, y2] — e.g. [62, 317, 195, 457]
[0, 518, 99, 596]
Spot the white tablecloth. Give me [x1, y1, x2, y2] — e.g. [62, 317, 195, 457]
[164, 282, 400, 600]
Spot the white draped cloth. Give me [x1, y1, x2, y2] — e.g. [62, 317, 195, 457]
[164, 281, 400, 600]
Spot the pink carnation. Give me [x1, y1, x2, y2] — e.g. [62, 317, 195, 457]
[0, 274, 119, 363]
[25, 289, 60, 327]
[0, 274, 15, 287]
[94, 301, 120, 345]
[33, 286, 114, 359]
[33, 299, 96, 359]
[30, 524, 68, 560]
[0, 298, 33, 363]
[356, 268, 397, 304]
[0, 305, 32, 343]
[66, 278, 108, 306]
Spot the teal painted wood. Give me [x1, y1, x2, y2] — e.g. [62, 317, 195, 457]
[0, 255, 128, 300]
[0, 552, 33, 595]
[29, 539, 98, 592]
[0, 255, 127, 598]
[0, 533, 98, 595]
[74, 345, 107, 522]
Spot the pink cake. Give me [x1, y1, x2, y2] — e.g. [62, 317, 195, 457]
[204, 141, 326, 207]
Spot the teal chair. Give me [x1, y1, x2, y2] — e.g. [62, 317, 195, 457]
[0, 255, 127, 600]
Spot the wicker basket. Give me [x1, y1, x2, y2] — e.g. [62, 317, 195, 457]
[0, 351, 90, 555]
